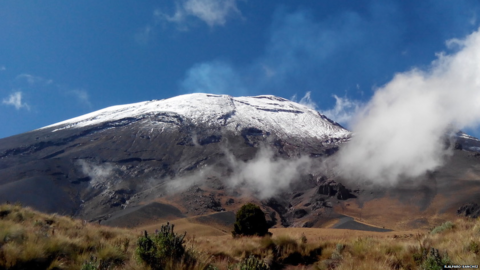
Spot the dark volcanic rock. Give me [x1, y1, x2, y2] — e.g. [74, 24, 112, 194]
[302, 221, 314, 228]
[226, 198, 235, 205]
[265, 197, 289, 215]
[317, 179, 356, 200]
[264, 197, 290, 227]
[457, 203, 480, 218]
[294, 209, 308, 219]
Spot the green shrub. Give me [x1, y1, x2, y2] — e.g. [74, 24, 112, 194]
[81, 256, 98, 270]
[232, 203, 269, 237]
[421, 248, 451, 270]
[135, 222, 187, 269]
[230, 255, 269, 270]
[431, 221, 454, 235]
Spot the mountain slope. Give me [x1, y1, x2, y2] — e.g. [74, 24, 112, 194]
[1, 93, 479, 232]
[0, 93, 350, 222]
[41, 93, 350, 144]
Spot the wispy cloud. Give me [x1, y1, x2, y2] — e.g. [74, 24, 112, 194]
[6, 73, 92, 111]
[136, 0, 242, 43]
[290, 92, 319, 110]
[156, 0, 241, 29]
[167, 145, 318, 199]
[183, 0, 241, 27]
[76, 160, 116, 189]
[299, 92, 317, 110]
[290, 92, 363, 127]
[2, 91, 30, 110]
[67, 89, 92, 107]
[134, 25, 154, 45]
[0, 66, 5, 71]
[180, 60, 246, 95]
[321, 95, 363, 127]
[179, 1, 480, 106]
[15, 73, 53, 86]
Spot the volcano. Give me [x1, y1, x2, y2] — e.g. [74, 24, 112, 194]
[0, 93, 479, 232]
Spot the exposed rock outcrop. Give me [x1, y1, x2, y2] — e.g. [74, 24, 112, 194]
[457, 203, 480, 218]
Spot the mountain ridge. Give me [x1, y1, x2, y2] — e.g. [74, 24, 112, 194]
[40, 93, 351, 144]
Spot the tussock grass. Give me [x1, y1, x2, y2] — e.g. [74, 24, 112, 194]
[1, 203, 480, 269]
[0, 204, 212, 269]
[189, 218, 480, 269]
[0, 204, 138, 269]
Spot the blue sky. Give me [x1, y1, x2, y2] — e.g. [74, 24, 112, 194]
[1, 0, 480, 138]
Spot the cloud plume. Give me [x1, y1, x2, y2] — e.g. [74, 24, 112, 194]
[224, 147, 314, 198]
[77, 160, 115, 188]
[336, 28, 480, 185]
[167, 146, 318, 199]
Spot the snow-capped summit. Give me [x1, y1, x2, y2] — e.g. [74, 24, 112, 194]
[42, 93, 350, 142]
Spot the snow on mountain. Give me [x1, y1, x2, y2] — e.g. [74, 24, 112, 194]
[42, 93, 350, 142]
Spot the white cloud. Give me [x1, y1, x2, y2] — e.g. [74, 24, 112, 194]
[224, 147, 313, 198]
[290, 91, 318, 110]
[156, 0, 241, 28]
[68, 89, 91, 107]
[184, 0, 240, 27]
[299, 91, 317, 110]
[335, 27, 480, 185]
[290, 92, 362, 127]
[2, 92, 30, 110]
[321, 95, 363, 126]
[167, 145, 317, 199]
[76, 160, 115, 189]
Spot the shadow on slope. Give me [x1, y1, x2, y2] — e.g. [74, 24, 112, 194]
[102, 202, 185, 228]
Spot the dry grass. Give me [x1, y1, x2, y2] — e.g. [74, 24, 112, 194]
[186, 218, 480, 269]
[1, 203, 480, 269]
[0, 203, 141, 269]
[140, 216, 228, 237]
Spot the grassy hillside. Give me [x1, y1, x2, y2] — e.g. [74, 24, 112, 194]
[0, 203, 479, 269]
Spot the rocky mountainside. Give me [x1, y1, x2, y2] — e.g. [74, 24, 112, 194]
[1, 93, 480, 231]
[0, 93, 350, 224]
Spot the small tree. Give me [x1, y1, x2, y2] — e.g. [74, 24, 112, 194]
[232, 203, 269, 237]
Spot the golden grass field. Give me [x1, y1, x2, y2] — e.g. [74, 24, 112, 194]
[0, 203, 479, 269]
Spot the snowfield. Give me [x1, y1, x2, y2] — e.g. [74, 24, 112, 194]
[41, 93, 351, 141]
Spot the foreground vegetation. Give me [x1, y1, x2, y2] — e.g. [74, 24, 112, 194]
[0, 203, 479, 269]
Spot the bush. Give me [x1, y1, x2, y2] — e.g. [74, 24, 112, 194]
[135, 222, 187, 269]
[421, 248, 451, 270]
[231, 255, 269, 270]
[232, 203, 269, 237]
[430, 221, 454, 235]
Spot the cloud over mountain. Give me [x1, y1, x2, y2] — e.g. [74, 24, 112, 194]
[336, 28, 480, 185]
